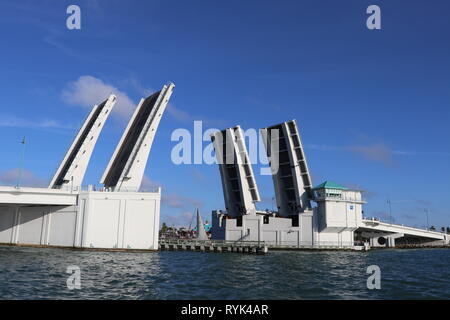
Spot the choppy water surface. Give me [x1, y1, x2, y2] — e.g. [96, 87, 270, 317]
[0, 246, 449, 299]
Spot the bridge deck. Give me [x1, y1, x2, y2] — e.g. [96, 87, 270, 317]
[0, 186, 77, 206]
[361, 219, 447, 241]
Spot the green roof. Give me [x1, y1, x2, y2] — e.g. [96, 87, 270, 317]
[312, 181, 348, 190]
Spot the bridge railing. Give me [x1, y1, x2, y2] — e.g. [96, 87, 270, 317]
[53, 185, 161, 193]
[262, 240, 355, 248]
[159, 238, 356, 248]
[159, 238, 265, 247]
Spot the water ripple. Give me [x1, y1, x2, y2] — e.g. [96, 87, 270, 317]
[0, 246, 449, 299]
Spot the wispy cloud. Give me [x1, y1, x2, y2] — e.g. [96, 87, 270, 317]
[0, 168, 48, 187]
[166, 104, 228, 127]
[348, 143, 393, 165]
[0, 116, 76, 131]
[162, 211, 197, 228]
[162, 193, 203, 210]
[306, 142, 450, 166]
[141, 174, 204, 212]
[166, 104, 192, 123]
[190, 167, 206, 182]
[160, 193, 205, 228]
[305, 144, 340, 152]
[162, 209, 211, 228]
[139, 175, 161, 192]
[3, 76, 149, 132]
[306, 143, 394, 164]
[61, 75, 136, 119]
[121, 78, 154, 97]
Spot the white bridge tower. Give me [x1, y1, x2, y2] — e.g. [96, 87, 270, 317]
[49, 95, 116, 190]
[211, 126, 260, 218]
[101, 83, 175, 192]
[260, 119, 313, 217]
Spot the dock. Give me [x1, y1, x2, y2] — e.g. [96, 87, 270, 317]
[159, 239, 268, 254]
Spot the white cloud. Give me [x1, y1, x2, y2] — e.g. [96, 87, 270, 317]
[61, 75, 136, 119]
[61, 76, 227, 127]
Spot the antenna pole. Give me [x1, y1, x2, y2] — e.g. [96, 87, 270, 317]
[16, 136, 26, 188]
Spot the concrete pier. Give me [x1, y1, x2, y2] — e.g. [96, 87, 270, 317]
[159, 239, 268, 255]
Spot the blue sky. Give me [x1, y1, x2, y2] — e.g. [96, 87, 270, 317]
[0, 0, 449, 228]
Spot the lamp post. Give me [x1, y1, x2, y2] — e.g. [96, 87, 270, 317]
[387, 199, 392, 224]
[424, 209, 429, 230]
[16, 136, 26, 189]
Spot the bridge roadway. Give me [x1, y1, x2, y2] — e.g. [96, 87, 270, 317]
[359, 218, 448, 242]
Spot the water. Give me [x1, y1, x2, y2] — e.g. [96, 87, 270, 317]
[0, 245, 449, 299]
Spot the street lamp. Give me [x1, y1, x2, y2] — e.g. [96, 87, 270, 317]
[424, 209, 429, 230]
[387, 199, 392, 224]
[16, 136, 26, 189]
